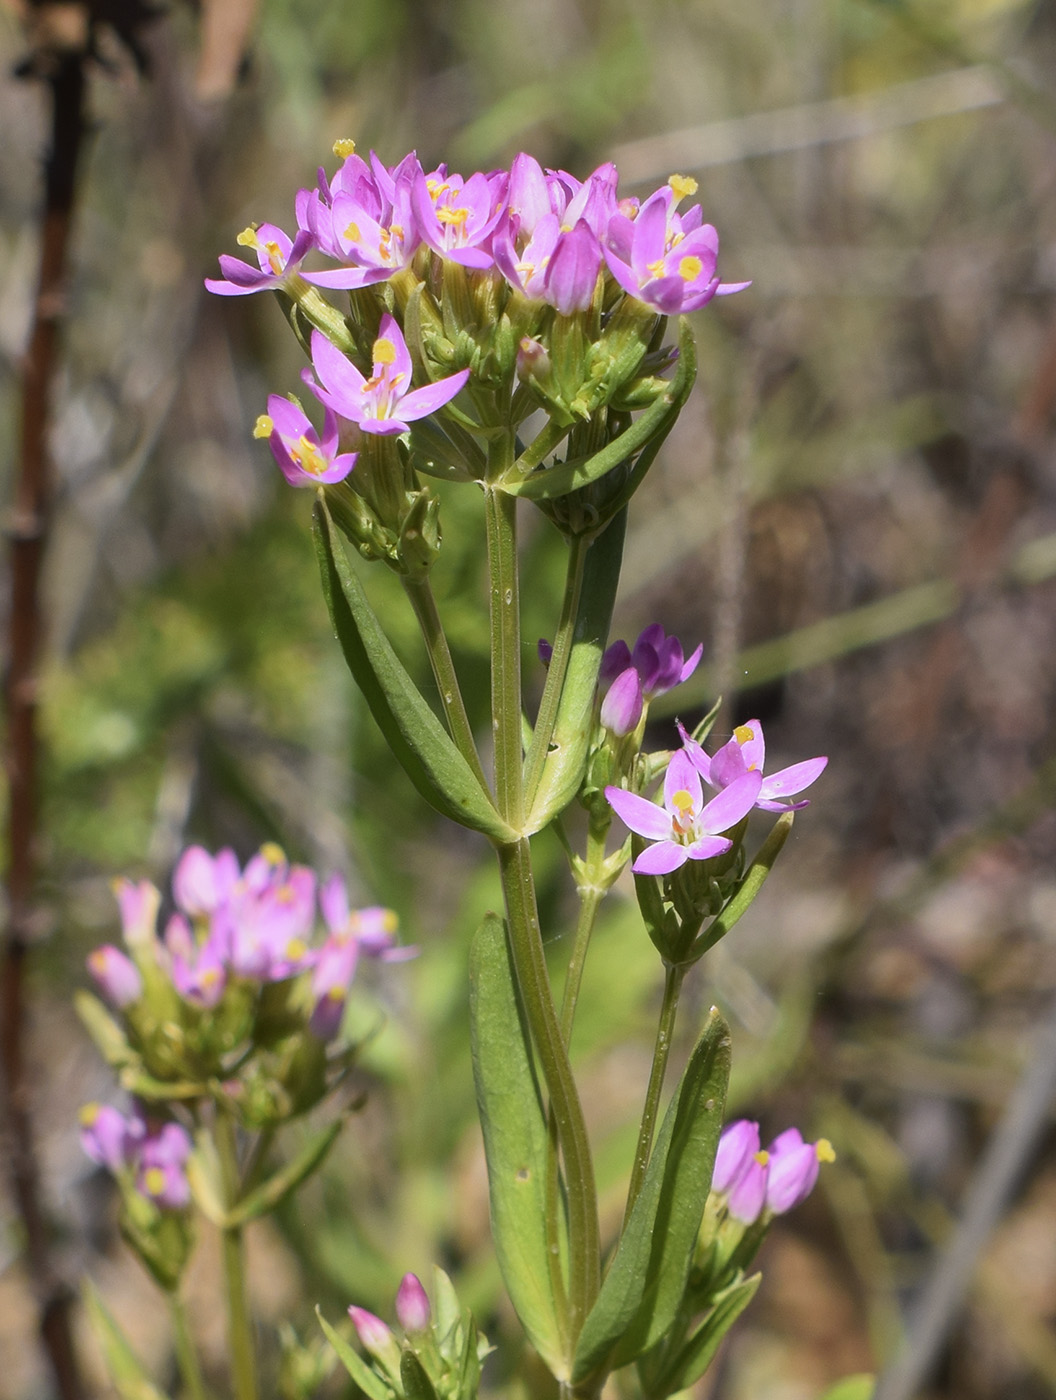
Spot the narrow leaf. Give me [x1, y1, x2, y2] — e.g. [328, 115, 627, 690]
[572, 1009, 731, 1382]
[646, 1274, 760, 1394]
[316, 1308, 390, 1400]
[819, 1377, 876, 1400]
[523, 510, 626, 833]
[74, 990, 133, 1068]
[469, 914, 568, 1374]
[226, 1119, 344, 1227]
[313, 501, 514, 842]
[689, 811, 794, 962]
[400, 1351, 439, 1400]
[83, 1279, 169, 1400]
[504, 319, 696, 502]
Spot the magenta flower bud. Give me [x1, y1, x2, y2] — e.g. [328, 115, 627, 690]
[395, 1273, 431, 1332]
[764, 1128, 835, 1214]
[726, 1152, 768, 1224]
[79, 1103, 133, 1172]
[712, 1119, 760, 1193]
[348, 1306, 401, 1370]
[517, 336, 551, 383]
[87, 945, 143, 1008]
[599, 666, 643, 736]
[113, 878, 160, 951]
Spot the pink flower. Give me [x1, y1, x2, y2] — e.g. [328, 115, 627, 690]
[605, 748, 761, 875]
[205, 223, 312, 297]
[712, 1118, 835, 1223]
[87, 945, 142, 1008]
[411, 166, 507, 268]
[395, 1273, 431, 1332]
[680, 719, 827, 813]
[306, 319, 469, 436]
[601, 624, 703, 701]
[257, 395, 358, 487]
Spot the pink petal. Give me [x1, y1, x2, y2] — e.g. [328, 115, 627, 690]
[632, 841, 689, 876]
[604, 786, 672, 841]
[698, 770, 763, 832]
[664, 749, 703, 814]
[759, 756, 828, 800]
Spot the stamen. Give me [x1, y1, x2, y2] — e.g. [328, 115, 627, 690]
[753, 1150, 770, 1166]
[646, 258, 667, 281]
[672, 790, 695, 816]
[678, 255, 703, 283]
[436, 205, 469, 227]
[79, 1103, 100, 1127]
[253, 415, 274, 440]
[143, 1167, 167, 1197]
[263, 240, 284, 274]
[815, 1139, 836, 1164]
[286, 938, 308, 961]
[668, 174, 698, 202]
[260, 842, 286, 866]
[373, 337, 398, 366]
[332, 137, 357, 158]
[343, 221, 362, 244]
[733, 725, 754, 745]
[236, 227, 258, 248]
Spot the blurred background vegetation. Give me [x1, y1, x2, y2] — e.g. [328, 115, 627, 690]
[3, 0, 1056, 1396]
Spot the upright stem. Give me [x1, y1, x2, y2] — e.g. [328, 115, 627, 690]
[403, 574, 490, 792]
[169, 1291, 208, 1400]
[215, 1113, 257, 1400]
[484, 475, 600, 1342]
[623, 963, 685, 1229]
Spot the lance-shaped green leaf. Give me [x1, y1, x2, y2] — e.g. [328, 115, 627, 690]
[313, 501, 514, 842]
[572, 1009, 731, 1383]
[686, 811, 794, 964]
[83, 1280, 170, 1400]
[316, 1309, 391, 1400]
[226, 1118, 345, 1226]
[74, 989, 134, 1069]
[469, 914, 569, 1374]
[502, 320, 696, 502]
[523, 511, 626, 833]
[819, 1377, 876, 1400]
[638, 1274, 760, 1397]
[400, 1351, 440, 1400]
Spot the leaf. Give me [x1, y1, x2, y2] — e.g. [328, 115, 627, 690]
[74, 990, 133, 1068]
[469, 914, 569, 1375]
[226, 1119, 344, 1226]
[643, 1274, 760, 1395]
[503, 319, 697, 502]
[400, 1351, 439, 1400]
[83, 1279, 170, 1400]
[185, 1128, 227, 1226]
[818, 1377, 876, 1400]
[688, 811, 795, 962]
[313, 501, 514, 842]
[572, 1009, 731, 1383]
[522, 510, 626, 834]
[315, 1308, 390, 1400]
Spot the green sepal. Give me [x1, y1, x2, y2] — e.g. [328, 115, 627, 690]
[316, 1308, 391, 1400]
[313, 500, 514, 842]
[502, 319, 696, 502]
[185, 1127, 227, 1226]
[638, 1273, 760, 1397]
[400, 1351, 439, 1400]
[571, 1008, 731, 1383]
[226, 1118, 345, 1226]
[686, 811, 794, 964]
[83, 1279, 170, 1400]
[522, 510, 626, 833]
[818, 1377, 876, 1400]
[469, 914, 569, 1375]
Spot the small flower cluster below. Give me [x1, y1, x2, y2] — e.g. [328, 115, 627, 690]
[79, 1102, 192, 1210]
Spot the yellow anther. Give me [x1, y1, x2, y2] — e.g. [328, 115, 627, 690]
[672, 789, 695, 816]
[253, 415, 274, 439]
[678, 254, 703, 283]
[436, 205, 469, 227]
[426, 178, 448, 199]
[373, 336, 398, 366]
[201, 967, 220, 987]
[236, 226, 258, 247]
[263, 240, 284, 274]
[815, 1138, 836, 1164]
[343, 221, 362, 244]
[332, 137, 357, 158]
[143, 1166, 167, 1197]
[668, 174, 698, 202]
[734, 724, 754, 746]
[754, 1149, 770, 1166]
[290, 436, 326, 474]
[286, 938, 308, 961]
[646, 258, 667, 281]
[260, 841, 285, 866]
[327, 984, 344, 1002]
[79, 1103, 100, 1126]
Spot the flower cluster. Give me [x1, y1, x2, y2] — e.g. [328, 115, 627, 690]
[712, 1119, 835, 1225]
[605, 718, 826, 874]
[88, 843, 409, 1042]
[207, 146, 747, 319]
[79, 1102, 192, 1210]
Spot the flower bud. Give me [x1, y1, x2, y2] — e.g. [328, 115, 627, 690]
[712, 1119, 759, 1194]
[79, 1103, 133, 1172]
[87, 945, 143, 1009]
[395, 1272, 431, 1332]
[348, 1306, 402, 1376]
[599, 666, 643, 737]
[765, 1128, 835, 1214]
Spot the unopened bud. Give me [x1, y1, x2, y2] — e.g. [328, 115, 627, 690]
[395, 1273, 431, 1332]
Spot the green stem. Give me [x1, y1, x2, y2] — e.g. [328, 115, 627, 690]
[514, 417, 572, 476]
[623, 963, 685, 1230]
[169, 1292, 208, 1400]
[484, 481, 523, 825]
[215, 1113, 257, 1400]
[403, 574, 490, 792]
[522, 531, 589, 815]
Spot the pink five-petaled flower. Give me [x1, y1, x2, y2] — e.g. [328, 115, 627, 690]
[679, 719, 827, 813]
[306, 318, 469, 436]
[604, 182, 749, 315]
[205, 223, 312, 297]
[255, 395, 358, 487]
[605, 747, 762, 875]
[713, 1118, 835, 1224]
